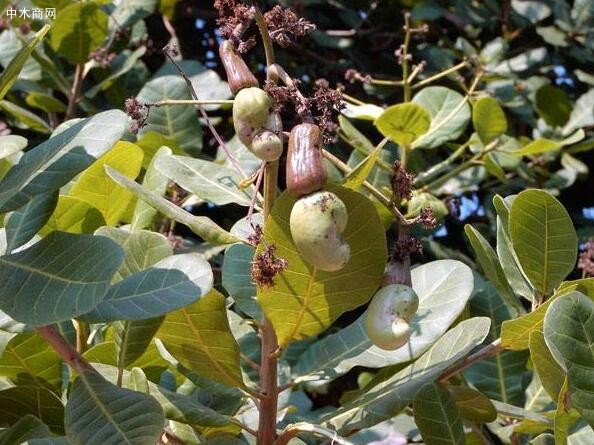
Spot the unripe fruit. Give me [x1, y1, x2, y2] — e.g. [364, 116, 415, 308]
[251, 130, 283, 161]
[219, 40, 259, 94]
[286, 123, 327, 197]
[233, 87, 272, 146]
[364, 284, 419, 350]
[289, 191, 350, 271]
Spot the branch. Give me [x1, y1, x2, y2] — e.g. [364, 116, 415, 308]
[37, 325, 94, 374]
[145, 99, 234, 107]
[66, 64, 84, 119]
[439, 338, 502, 382]
[162, 48, 251, 182]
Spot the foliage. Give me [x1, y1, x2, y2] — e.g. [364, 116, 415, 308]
[0, 0, 593, 444]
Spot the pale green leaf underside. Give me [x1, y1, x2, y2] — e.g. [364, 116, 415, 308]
[322, 317, 491, 434]
[0, 110, 127, 213]
[106, 166, 240, 245]
[293, 260, 474, 381]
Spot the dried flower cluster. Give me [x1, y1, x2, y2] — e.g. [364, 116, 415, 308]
[313, 79, 344, 144]
[263, 6, 316, 48]
[214, 0, 254, 39]
[251, 244, 288, 287]
[578, 239, 594, 278]
[125, 97, 148, 135]
[390, 161, 415, 201]
[247, 224, 264, 247]
[390, 235, 423, 262]
[418, 206, 438, 229]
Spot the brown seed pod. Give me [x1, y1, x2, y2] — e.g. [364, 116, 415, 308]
[219, 40, 259, 94]
[286, 123, 327, 197]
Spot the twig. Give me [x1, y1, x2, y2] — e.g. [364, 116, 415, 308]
[241, 352, 261, 372]
[253, 6, 275, 81]
[411, 59, 469, 89]
[37, 325, 94, 374]
[145, 99, 234, 107]
[401, 13, 412, 102]
[439, 338, 502, 382]
[163, 48, 248, 180]
[66, 64, 84, 119]
[274, 423, 355, 445]
[321, 148, 409, 225]
[247, 162, 266, 225]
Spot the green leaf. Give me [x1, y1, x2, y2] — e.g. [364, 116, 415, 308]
[293, 260, 475, 381]
[0, 232, 124, 326]
[322, 317, 491, 434]
[94, 227, 172, 281]
[447, 385, 497, 423]
[529, 433, 555, 445]
[509, 189, 577, 295]
[0, 100, 52, 134]
[512, 130, 585, 156]
[0, 414, 52, 445]
[25, 92, 67, 113]
[65, 370, 164, 445]
[412, 86, 471, 149]
[338, 115, 376, 154]
[150, 385, 233, 429]
[563, 88, 594, 135]
[341, 102, 384, 120]
[221, 243, 260, 319]
[0, 135, 27, 160]
[0, 332, 62, 389]
[70, 141, 144, 226]
[114, 318, 164, 371]
[464, 277, 529, 406]
[501, 286, 569, 350]
[155, 154, 252, 207]
[49, 2, 108, 64]
[374, 102, 430, 146]
[465, 224, 519, 313]
[131, 146, 171, 231]
[136, 132, 184, 169]
[535, 85, 572, 127]
[343, 142, 383, 191]
[0, 386, 64, 433]
[544, 292, 594, 428]
[413, 383, 465, 445]
[82, 253, 213, 322]
[5, 191, 58, 253]
[493, 195, 534, 301]
[137, 76, 203, 152]
[39, 196, 106, 236]
[257, 185, 387, 347]
[86, 47, 147, 98]
[105, 166, 240, 245]
[529, 330, 564, 401]
[554, 379, 582, 445]
[473, 96, 507, 144]
[157, 290, 244, 388]
[0, 25, 49, 101]
[0, 110, 127, 213]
